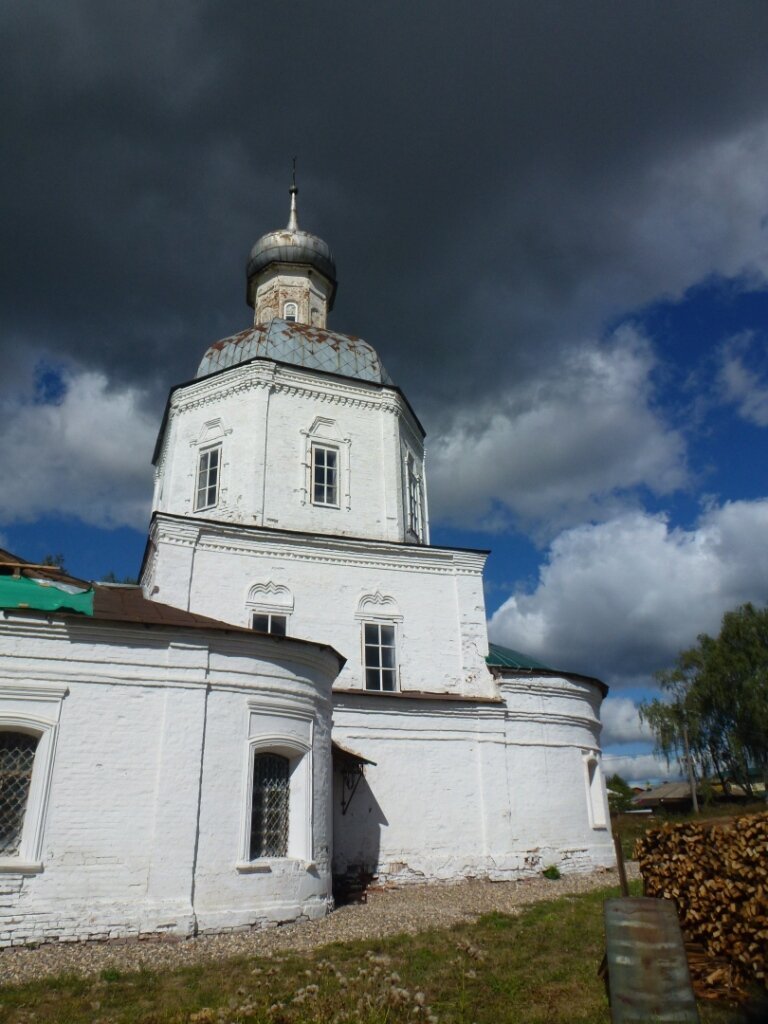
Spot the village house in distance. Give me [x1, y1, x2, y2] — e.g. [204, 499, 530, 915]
[0, 181, 614, 945]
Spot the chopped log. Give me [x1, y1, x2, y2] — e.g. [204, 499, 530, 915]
[636, 811, 768, 1003]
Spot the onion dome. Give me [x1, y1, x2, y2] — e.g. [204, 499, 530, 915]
[246, 179, 337, 310]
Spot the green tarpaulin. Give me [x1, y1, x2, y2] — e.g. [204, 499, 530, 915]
[0, 575, 94, 616]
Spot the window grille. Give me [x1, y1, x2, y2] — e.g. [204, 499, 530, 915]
[364, 622, 397, 691]
[195, 446, 221, 511]
[312, 445, 338, 506]
[250, 752, 290, 858]
[0, 732, 38, 857]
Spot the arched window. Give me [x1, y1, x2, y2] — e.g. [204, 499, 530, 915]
[284, 302, 298, 323]
[0, 732, 39, 857]
[250, 752, 290, 858]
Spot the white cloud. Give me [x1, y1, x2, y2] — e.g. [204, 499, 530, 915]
[0, 364, 155, 529]
[429, 326, 687, 534]
[601, 697, 652, 746]
[601, 753, 682, 787]
[489, 499, 768, 687]
[717, 332, 768, 427]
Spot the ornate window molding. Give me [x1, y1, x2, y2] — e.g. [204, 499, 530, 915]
[237, 702, 314, 871]
[188, 418, 232, 513]
[0, 684, 67, 874]
[403, 448, 425, 543]
[356, 593, 402, 692]
[245, 581, 294, 634]
[300, 417, 351, 511]
[355, 591, 403, 623]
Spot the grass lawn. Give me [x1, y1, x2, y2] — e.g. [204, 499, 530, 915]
[0, 882, 755, 1024]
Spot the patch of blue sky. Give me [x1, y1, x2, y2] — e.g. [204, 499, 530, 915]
[432, 522, 542, 618]
[32, 361, 67, 405]
[3, 518, 146, 583]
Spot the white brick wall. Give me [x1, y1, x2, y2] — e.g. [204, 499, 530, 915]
[0, 613, 338, 946]
[153, 359, 426, 545]
[146, 515, 493, 699]
[331, 676, 614, 882]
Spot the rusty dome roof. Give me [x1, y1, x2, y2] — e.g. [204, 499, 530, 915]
[197, 318, 393, 385]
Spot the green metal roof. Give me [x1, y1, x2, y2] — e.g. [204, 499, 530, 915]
[486, 643, 552, 671]
[0, 574, 94, 616]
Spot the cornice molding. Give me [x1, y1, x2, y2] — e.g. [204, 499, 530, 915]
[150, 514, 487, 576]
[168, 360, 413, 422]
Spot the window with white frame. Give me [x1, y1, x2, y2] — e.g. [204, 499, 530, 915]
[284, 301, 298, 322]
[406, 452, 424, 541]
[251, 612, 287, 636]
[301, 417, 350, 511]
[195, 445, 221, 511]
[311, 444, 339, 507]
[0, 733, 39, 858]
[250, 752, 290, 858]
[363, 622, 397, 691]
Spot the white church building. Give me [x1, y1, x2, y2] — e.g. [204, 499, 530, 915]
[0, 183, 613, 946]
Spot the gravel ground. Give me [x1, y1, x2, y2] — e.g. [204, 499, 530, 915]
[0, 864, 638, 986]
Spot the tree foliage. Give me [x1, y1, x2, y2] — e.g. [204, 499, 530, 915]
[606, 773, 634, 814]
[640, 603, 768, 797]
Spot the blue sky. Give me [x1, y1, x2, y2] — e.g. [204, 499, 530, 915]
[3, 1, 768, 784]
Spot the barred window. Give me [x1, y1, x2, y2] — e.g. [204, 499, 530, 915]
[0, 732, 39, 857]
[250, 753, 290, 859]
[195, 445, 221, 511]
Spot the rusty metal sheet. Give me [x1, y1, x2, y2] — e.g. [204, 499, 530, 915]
[604, 897, 699, 1023]
[197, 320, 393, 385]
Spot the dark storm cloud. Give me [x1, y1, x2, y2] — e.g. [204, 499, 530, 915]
[3, 0, 768, 425]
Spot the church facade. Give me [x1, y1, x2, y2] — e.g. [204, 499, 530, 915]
[0, 184, 613, 945]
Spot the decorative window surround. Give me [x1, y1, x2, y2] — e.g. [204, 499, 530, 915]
[300, 417, 351, 511]
[237, 700, 314, 870]
[190, 418, 231, 513]
[245, 582, 294, 635]
[356, 592, 403, 692]
[404, 449, 424, 543]
[0, 683, 67, 873]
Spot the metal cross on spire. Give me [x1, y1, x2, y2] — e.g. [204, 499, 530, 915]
[288, 157, 299, 231]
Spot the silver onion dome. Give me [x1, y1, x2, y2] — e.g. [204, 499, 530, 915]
[246, 181, 337, 309]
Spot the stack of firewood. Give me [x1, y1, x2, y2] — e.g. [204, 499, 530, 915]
[635, 811, 768, 1002]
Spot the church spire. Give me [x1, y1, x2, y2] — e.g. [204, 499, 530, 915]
[287, 157, 299, 231]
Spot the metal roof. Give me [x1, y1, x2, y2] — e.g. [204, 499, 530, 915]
[486, 642, 552, 671]
[0, 547, 344, 666]
[197, 318, 393, 385]
[247, 228, 336, 299]
[486, 642, 608, 696]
